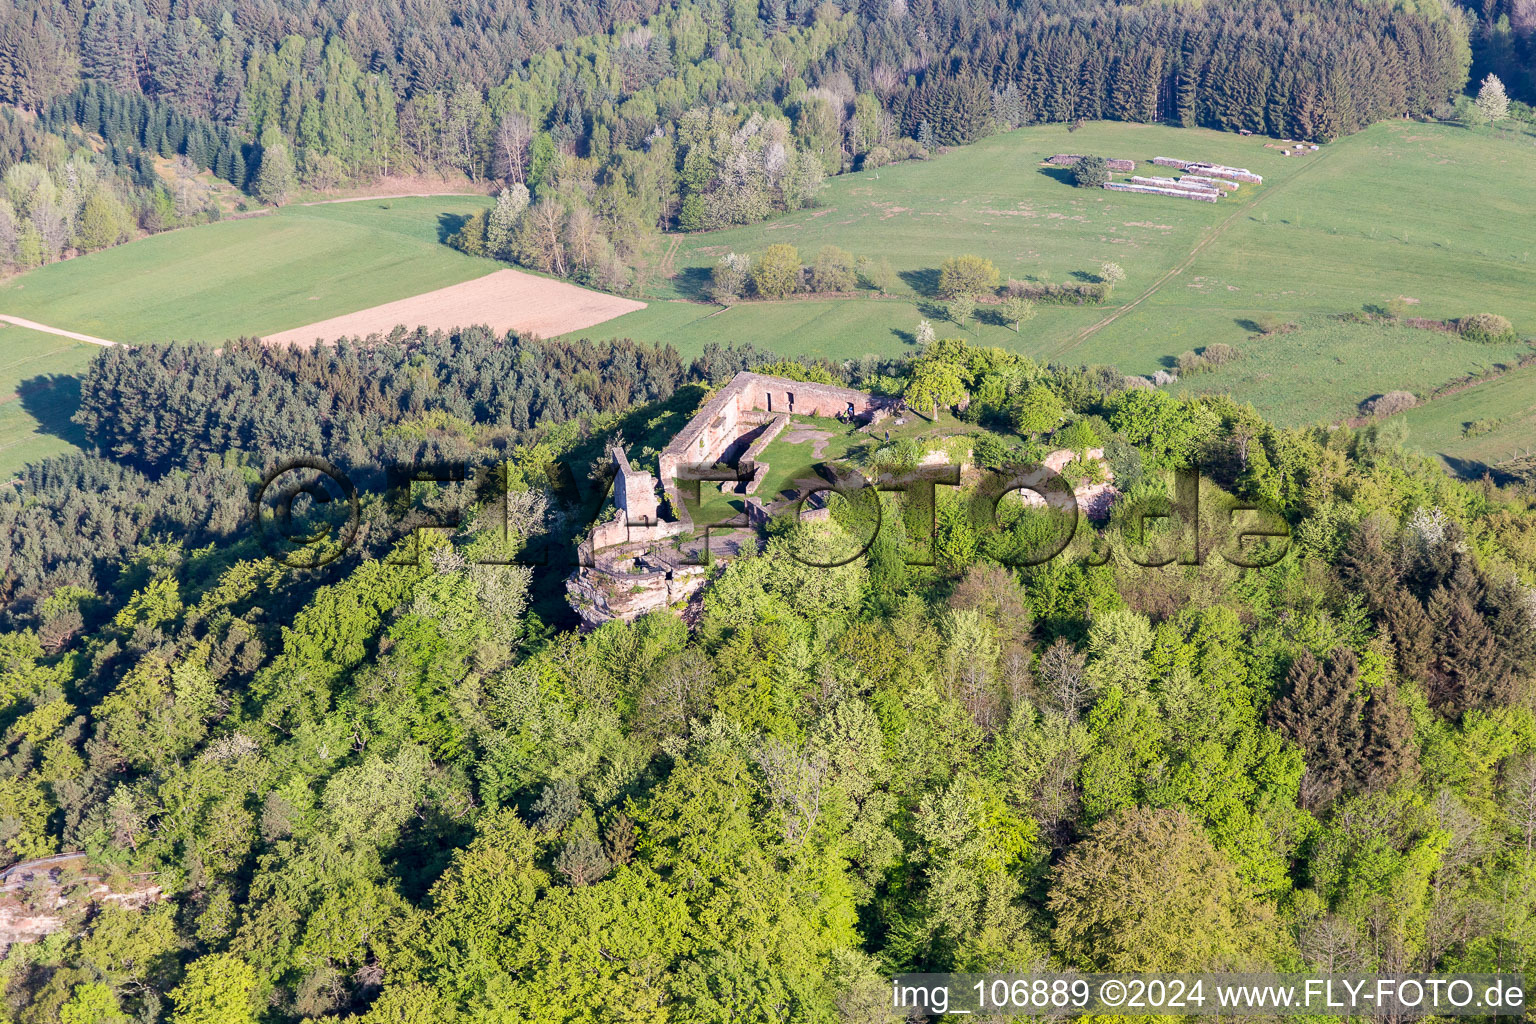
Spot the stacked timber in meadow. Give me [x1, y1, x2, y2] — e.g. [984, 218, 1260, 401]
[1181, 174, 1240, 191]
[1103, 182, 1218, 202]
[1128, 175, 1220, 195]
[1151, 157, 1263, 183]
[1189, 162, 1262, 183]
[1047, 154, 1136, 172]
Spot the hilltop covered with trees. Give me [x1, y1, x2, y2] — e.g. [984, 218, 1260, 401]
[0, 329, 1532, 1019]
[1457, 0, 1536, 104]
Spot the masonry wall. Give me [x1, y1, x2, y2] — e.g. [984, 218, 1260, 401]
[656, 372, 891, 528]
[657, 400, 744, 521]
[612, 447, 660, 524]
[658, 372, 886, 519]
[588, 517, 687, 554]
[738, 414, 787, 495]
[737, 375, 879, 419]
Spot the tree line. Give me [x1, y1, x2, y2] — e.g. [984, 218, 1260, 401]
[43, 81, 251, 190]
[1455, 0, 1536, 104]
[70, 331, 734, 478]
[0, 100, 227, 274]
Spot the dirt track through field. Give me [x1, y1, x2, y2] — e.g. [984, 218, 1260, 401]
[0, 315, 117, 347]
[262, 269, 647, 347]
[1049, 148, 1334, 360]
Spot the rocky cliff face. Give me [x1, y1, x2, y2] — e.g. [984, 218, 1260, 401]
[566, 552, 709, 628]
[0, 853, 161, 954]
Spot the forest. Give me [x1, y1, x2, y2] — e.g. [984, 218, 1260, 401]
[0, 0, 1534, 1018]
[0, 327, 1530, 1021]
[1464, 0, 1536, 100]
[0, 98, 225, 277]
[5, 331, 780, 631]
[0, 0, 1487, 282]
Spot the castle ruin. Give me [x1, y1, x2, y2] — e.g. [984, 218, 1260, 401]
[565, 371, 1118, 628]
[567, 372, 893, 627]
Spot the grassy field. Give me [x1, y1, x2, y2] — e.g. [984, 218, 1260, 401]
[6, 118, 1536, 479]
[581, 294, 1078, 361]
[0, 196, 497, 475]
[1172, 316, 1534, 427]
[588, 121, 1536, 376]
[637, 121, 1238, 308]
[0, 324, 100, 472]
[1397, 364, 1536, 473]
[573, 118, 1536, 476]
[0, 196, 495, 345]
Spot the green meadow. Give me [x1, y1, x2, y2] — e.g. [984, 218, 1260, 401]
[5, 119, 1536, 477]
[576, 294, 1089, 362]
[1398, 364, 1536, 472]
[0, 196, 494, 474]
[1172, 316, 1533, 428]
[590, 120, 1536, 381]
[0, 324, 99, 472]
[0, 196, 495, 346]
[578, 118, 1536, 477]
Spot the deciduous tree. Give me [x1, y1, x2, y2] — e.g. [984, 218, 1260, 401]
[938, 254, 1000, 298]
[752, 243, 801, 298]
[1049, 807, 1280, 970]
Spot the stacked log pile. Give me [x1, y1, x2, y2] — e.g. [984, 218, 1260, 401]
[1189, 162, 1262, 183]
[1181, 174, 1239, 191]
[1128, 175, 1220, 195]
[1150, 157, 1263, 184]
[1047, 154, 1136, 172]
[1102, 182, 1218, 202]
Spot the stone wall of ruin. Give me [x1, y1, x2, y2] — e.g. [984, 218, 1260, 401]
[612, 447, 659, 524]
[587, 516, 687, 555]
[735, 374, 880, 419]
[657, 372, 887, 527]
[740, 414, 789, 495]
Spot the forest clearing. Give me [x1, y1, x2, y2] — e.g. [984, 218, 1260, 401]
[2, 120, 1535, 478]
[3, 120, 1534, 475]
[590, 120, 1536, 375]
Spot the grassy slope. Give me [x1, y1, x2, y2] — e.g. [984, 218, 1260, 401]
[1399, 364, 1536, 471]
[585, 117, 1536, 358]
[0, 196, 495, 345]
[642, 121, 1229, 307]
[1083, 119, 1536, 370]
[4, 122, 1534, 476]
[1172, 316, 1533, 427]
[0, 196, 494, 476]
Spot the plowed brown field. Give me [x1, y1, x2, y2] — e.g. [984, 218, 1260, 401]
[262, 269, 646, 347]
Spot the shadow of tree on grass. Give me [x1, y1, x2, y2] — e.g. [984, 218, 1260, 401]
[18, 374, 88, 450]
